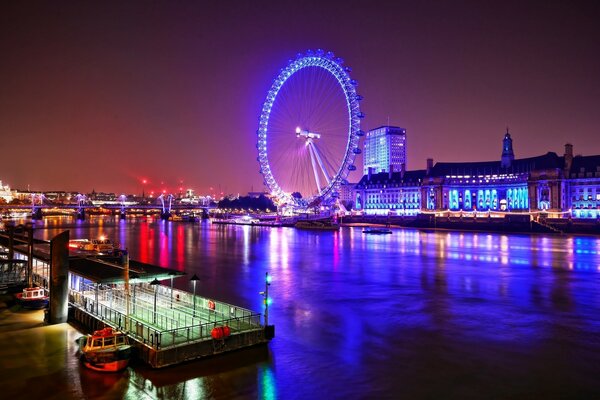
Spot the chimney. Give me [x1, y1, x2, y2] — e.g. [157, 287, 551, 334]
[400, 163, 406, 178]
[368, 167, 374, 180]
[564, 143, 573, 172]
[426, 158, 433, 174]
[388, 164, 394, 180]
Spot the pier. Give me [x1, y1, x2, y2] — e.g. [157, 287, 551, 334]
[0, 228, 273, 368]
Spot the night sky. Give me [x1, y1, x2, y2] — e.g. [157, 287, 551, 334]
[1, 1, 599, 195]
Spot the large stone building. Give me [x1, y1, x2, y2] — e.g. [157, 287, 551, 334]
[354, 130, 600, 219]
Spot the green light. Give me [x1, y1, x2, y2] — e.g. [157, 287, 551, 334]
[266, 273, 272, 285]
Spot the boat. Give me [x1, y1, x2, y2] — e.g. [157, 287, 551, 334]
[295, 220, 340, 231]
[363, 226, 393, 234]
[77, 327, 132, 372]
[15, 286, 49, 309]
[69, 237, 116, 254]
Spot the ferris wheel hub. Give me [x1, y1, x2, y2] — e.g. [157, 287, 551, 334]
[295, 127, 321, 140]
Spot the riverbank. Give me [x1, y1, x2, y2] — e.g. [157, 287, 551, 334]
[0, 294, 88, 399]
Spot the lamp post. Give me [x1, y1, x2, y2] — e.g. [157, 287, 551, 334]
[169, 272, 176, 309]
[150, 278, 160, 324]
[190, 274, 199, 317]
[259, 272, 272, 326]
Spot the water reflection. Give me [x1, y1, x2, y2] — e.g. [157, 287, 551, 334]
[27, 217, 600, 398]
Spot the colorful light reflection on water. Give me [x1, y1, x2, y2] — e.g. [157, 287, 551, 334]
[31, 217, 600, 398]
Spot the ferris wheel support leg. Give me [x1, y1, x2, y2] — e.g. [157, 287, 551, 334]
[310, 143, 331, 186]
[307, 142, 323, 194]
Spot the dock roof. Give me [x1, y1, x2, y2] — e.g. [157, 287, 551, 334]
[69, 257, 185, 284]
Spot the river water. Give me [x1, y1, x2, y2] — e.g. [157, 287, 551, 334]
[32, 217, 600, 399]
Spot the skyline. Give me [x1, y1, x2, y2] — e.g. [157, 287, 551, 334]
[1, 1, 599, 195]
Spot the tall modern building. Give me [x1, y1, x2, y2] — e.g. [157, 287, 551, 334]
[363, 126, 407, 175]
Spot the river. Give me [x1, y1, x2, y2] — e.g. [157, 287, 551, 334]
[31, 216, 600, 399]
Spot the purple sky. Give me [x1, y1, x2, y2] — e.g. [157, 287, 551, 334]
[1, 1, 598, 195]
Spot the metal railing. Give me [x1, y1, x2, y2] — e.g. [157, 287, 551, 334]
[69, 284, 263, 350]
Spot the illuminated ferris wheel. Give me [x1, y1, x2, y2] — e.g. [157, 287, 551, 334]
[256, 49, 364, 208]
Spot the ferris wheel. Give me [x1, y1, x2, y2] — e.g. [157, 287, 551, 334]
[256, 49, 364, 208]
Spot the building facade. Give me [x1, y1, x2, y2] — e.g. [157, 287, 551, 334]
[363, 126, 407, 175]
[0, 181, 14, 203]
[354, 132, 600, 219]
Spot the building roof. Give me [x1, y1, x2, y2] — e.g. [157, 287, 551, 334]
[571, 155, 600, 174]
[69, 256, 185, 284]
[368, 125, 406, 133]
[428, 152, 564, 177]
[356, 170, 426, 187]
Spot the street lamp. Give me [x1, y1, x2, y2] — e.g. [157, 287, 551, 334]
[190, 274, 199, 317]
[169, 271, 177, 309]
[150, 278, 160, 324]
[259, 272, 272, 326]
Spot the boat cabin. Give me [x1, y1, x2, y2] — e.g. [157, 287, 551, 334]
[22, 287, 46, 299]
[84, 328, 128, 350]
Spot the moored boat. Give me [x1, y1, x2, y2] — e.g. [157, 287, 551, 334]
[77, 327, 132, 372]
[69, 237, 116, 254]
[363, 226, 393, 234]
[15, 286, 49, 309]
[295, 220, 340, 231]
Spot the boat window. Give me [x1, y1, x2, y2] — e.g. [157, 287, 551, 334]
[92, 339, 103, 347]
[104, 337, 115, 346]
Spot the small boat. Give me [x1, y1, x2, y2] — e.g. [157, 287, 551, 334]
[77, 327, 132, 372]
[69, 237, 116, 254]
[16, 286, 49, 309]
[295, 220, 340, 231]
[363, 226, 393, 234]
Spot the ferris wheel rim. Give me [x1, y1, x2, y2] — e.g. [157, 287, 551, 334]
[256, 50, 362, 207]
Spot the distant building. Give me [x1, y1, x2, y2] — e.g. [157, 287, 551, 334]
[0, 181, 14, 203]
[338, 182, 356, 203]
[363, 126, 406, 175]
[353, 130, 600, 219]
[355, 169, 425, 215]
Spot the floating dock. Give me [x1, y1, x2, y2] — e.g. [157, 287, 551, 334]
[0, 229, 274, 368]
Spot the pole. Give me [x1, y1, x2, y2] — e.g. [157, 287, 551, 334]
[170, 275, 174, 309]
[153, 284, 158, 324]
[123, 250, 130, 331]
[190, 274, 199, 318]
[192, 281, 197, 317]
[95, 283, 99, 314]
[27, 224, 33, 288]
[7, 223, 14, 261]
[264, 272, 270, 327]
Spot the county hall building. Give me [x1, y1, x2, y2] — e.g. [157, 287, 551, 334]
[354, 128, 600, 219]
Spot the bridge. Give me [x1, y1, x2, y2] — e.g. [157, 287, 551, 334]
[0, 202, 216, 221]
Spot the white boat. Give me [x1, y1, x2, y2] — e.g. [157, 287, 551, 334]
[16, 287, 49, 309]
[69, 237, 116, 254]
